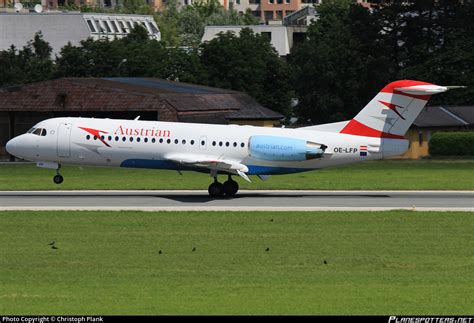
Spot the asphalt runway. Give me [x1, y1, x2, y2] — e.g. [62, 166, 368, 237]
[0, 190, 472, 211]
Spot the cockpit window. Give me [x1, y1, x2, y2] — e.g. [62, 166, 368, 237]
[31, 128, 47, 136]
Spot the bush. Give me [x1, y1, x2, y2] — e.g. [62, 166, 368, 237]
[429, 131, 474, 156]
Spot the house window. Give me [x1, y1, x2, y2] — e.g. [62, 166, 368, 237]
[418, 131, 423, 146]
[110, 20, 120, 33]
[118, 21, 127, 33]
[103, 21, 112, 33]
[261, 31, 272, 41]
[86, 20, 96, 32]
[148, 22, 159, 34]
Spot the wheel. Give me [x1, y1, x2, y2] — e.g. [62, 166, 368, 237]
[223, 179, 239, 197]
[208, 182, 224, 198]
[53, 174, 63, 184]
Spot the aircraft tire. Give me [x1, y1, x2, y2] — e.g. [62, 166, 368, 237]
[53, 174, 64, 184]
[223, 179, 239, 197]
[208, 182, 224, 198]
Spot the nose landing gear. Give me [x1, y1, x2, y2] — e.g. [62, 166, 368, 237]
[53, 167, 63, 184]
[208, 175, 239, 198]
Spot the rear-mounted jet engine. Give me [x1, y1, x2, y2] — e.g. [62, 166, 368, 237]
[249, 135, 326, 161]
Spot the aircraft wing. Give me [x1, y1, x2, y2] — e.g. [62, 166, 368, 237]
[165, 153, 251, 182]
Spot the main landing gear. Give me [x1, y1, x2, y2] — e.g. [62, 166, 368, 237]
[208, 175, 239, 198]
[53, 167, 63, 184]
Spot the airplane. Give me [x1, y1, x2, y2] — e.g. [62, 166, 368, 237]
[5, 80, 462, 197]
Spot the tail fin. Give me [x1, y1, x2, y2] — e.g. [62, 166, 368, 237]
[340, 80, 451, 139]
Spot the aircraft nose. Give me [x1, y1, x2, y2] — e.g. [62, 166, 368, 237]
[6, 136, 25, 158]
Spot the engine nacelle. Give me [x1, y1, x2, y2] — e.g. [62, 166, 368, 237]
[249, 135, 326, 161]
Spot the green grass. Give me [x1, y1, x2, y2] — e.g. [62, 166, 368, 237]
[0, 159, 473, 190]
[0, 211, 472, 315]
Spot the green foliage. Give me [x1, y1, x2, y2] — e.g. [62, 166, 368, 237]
[0, 160, 473, 191]
[290, 2, 389, 123]
[155, 0, 259, 48]
[200, 28, 292, 114]
[0, 32, 55, 87]
[290, 0, 474, 123]
[429, 132, 474, 156]
[2, 1, 473, 122]
[0, 210, 472, 314]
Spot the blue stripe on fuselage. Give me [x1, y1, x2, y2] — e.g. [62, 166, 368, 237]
[119, 159, 310, 175]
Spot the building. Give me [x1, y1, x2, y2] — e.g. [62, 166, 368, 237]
[0, 78, 283, 158]
[0, 12, 160, 55]
[221, 0, 376, 23]
[202, 24, 307, 56]
[400, 105, 473, 159]
[283, 5, 317, 26]
[0, 0, 163, 11]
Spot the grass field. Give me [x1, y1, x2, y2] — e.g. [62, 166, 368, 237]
[0, 159, 473, 190]
[0, 210, 472, 315]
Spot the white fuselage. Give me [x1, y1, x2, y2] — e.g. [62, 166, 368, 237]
[6, 117, 408, 175]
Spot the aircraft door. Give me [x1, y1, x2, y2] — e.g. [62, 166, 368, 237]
[57, 123, 71, 158]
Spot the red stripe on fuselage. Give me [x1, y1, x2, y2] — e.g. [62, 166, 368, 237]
[340, 119, 405, 139]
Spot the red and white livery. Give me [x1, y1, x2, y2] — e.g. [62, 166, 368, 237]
[6, 80, 459, 197]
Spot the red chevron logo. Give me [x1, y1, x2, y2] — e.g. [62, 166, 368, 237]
[378, 100, 406, 120]
[79, 127, 111, 147]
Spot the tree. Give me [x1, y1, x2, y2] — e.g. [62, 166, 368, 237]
[290, 1, 389, 123]
[200, 28, 292, 114]
[0, 32, 55, 87]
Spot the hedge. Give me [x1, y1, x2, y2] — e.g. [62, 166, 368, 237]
[429, 131, 474, 156]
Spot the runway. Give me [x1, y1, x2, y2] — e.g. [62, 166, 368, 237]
[0, 190, 472, 211]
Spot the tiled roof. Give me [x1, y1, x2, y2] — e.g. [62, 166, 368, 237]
[0, 78, 283, 122]
[414, 106, 473, 128]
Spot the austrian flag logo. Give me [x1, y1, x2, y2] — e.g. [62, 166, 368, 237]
[360, 145, 368, 157]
